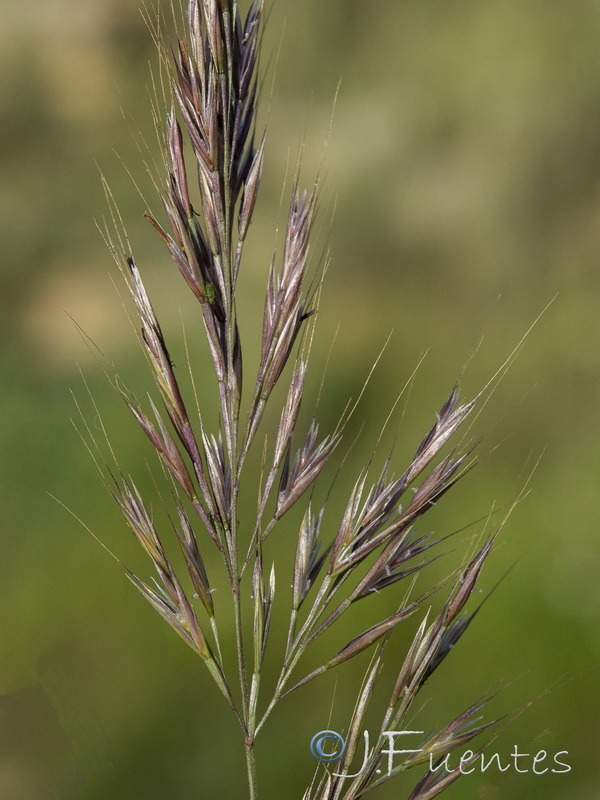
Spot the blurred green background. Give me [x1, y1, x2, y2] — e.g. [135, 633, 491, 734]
[1, 0, 600, 798]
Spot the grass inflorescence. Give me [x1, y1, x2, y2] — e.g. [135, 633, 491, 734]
[79, 2, 525, 797]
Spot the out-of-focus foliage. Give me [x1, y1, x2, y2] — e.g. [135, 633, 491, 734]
[1, 1, 599, 798]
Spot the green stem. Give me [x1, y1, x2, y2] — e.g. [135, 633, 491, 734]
[245, 738, 258, 800]
[232, 562, 258, 798]
[246, 672, 260, 799]
[255, 577, 333, 735]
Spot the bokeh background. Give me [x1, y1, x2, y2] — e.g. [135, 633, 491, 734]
[2, 0, 600, 798]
